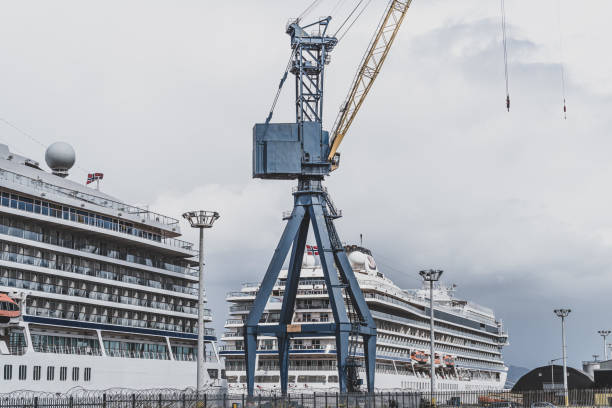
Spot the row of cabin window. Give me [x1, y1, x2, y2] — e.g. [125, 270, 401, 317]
[0, 191, 162, 243]
[2, 365, 91, 382]
[0, 215, 191, 276]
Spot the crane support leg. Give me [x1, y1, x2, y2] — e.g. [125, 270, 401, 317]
[310, 198, 352, 393]
[363, 334, 377, 393]
[277, 334, 290, 394]
[279, 212, 310, 395]
[244, 333, 258, 396]
[245, 185, 377, 396]
[335, 330, 351, 393]
[244, 205, 307, 397]
[334, 249, 377, 392]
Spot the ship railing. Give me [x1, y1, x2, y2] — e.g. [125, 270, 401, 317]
[290, 345, 325, 350]
[292, 318, 329, 323]
[225, 319, 244, 325]
[363, 280, 498, 326]
[7, 345, 27, 355]
[106, 349, 170, 360]
[34, 344, 103, 356]
[295, 289, 328, 296]
[464, 301, 495, 316]
[0, 169, 180, 226]
[377, 334, 500, 359]
[26, 307, 207, 336]
[371, 310, 503, 346]
[0, 251, 199, 296]
[0, 219, 200, 276]
[172, 351, 217, 362]
[6, 275, 203, 316]
[241, 282, 261, 289]
[219, 344, 243, 351]
[173, 353, 195, 361]
[229, 305, 252, 312]
[364, 292, 427, 315]
[0, 186, 198, 251]
[240, 279, 328, 290]
[455, 360, 505, 370]
[229, 364, 340, 372]
[226, 291, 254, 298]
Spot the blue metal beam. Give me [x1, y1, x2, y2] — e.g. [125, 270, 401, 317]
[363, 334, 377, 393]
[244, 205, 306, 397]
[309, 198, 351, 393]
[278, 211, 309, 395]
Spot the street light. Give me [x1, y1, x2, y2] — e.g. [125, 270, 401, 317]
[183, 210, 220, 392]
[598, 330, 611, 360]
[554, 308, 571, 407]
[549, 357, 563, 390]
[419, 269, 443, 406]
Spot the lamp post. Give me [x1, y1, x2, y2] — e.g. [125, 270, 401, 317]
[598, 330, 611, 360]
[554, 309, 571, 407]
[550, 357, 563, 390]
[182, 210, 220, 392]
[419, 269, 443, 406]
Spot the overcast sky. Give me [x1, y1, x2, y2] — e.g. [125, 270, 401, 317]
[1, 0, 612, 371]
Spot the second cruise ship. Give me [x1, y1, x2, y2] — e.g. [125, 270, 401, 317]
[221, 245, 509, 392]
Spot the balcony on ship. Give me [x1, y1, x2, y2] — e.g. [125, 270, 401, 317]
[0, 185, 196, 257]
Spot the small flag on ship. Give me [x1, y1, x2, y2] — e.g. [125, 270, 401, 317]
[86, 173, 103, 185]
[306, 244, 318, 255]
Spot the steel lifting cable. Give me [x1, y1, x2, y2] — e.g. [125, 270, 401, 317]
[0, 117, 47, 149]
[330, 0, 349, 17]
[0, 117, 89, 175]
[500, 0, 510, 112]
[265, 49, 297, 124]
[557, 0, 567, 119]
[337, 0, 373, 42]
[333, 0, 366, 38]
[298, 0, 323, 22]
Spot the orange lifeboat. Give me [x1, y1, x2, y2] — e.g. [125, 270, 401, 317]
[443, 355, 455, 366]
[434, 354, 441, 365]
[0, 293, 20, 323]
[411, 351, 428, 363]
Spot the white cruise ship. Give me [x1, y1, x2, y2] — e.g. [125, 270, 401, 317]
[0, 143, 225, 393]
[221, 245, 508, 393]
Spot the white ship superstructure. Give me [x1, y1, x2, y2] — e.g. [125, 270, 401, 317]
[221, 245, 508, 392]
[0, 143, 224, 393]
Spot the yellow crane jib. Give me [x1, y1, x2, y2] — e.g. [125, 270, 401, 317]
[328, 0, 413, 165]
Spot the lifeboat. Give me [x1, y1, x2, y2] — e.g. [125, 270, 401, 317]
[443, 355, 455, 366]
[411, 351, 428, 363]
[0, 293, 20, 324]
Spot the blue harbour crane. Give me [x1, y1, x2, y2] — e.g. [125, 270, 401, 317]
[246, 1, 414, 397]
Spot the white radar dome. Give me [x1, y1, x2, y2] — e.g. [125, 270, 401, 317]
[45, 142, 75, 177]
[348, 251, 367, 266]
[302, 254, 316, 268]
